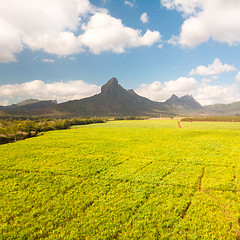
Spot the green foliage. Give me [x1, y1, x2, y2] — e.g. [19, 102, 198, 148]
[0, 117, 105, 144]
[113, 116, 148, 120]
[1, 120, 240, 239]
[181, 116, 240, 122]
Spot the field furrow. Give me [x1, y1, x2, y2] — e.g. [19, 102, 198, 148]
[1, 120, 240, 239]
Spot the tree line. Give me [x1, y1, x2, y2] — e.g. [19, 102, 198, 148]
[0, 117, 105, 144]
[181, 116, 240, 122]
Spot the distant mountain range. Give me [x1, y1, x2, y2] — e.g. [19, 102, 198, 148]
[0, 99, 57, 115]
[1, 77, 240, 117]
[165, 94, 202, 109]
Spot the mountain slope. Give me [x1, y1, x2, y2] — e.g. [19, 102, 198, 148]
[203, 101, 240, 115]
[165, 94, 202, 109]
[51, 77, 173, 117]
[17, 99, 40, 106]
[2, 100, 57, 115]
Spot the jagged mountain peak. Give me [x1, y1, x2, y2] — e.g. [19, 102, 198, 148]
[165, 94, 180, 105]
[108, 77, 118, 84]
[101, 77, 122, 94]
[180, 94, 194, 100]
[169, 94, 179, 100]
[49, 77, 172, 117]
[166, 94, 202, 109]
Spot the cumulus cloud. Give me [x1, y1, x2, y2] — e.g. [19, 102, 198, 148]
[0, 0, 161, 62]
[0, 19, 23, 63]
[161, 0, 207, 16]
[124, 0, 136, 8]
[162, 0, 240, 47]
[0, 80, 101, 104]
[189, 58, 237, 76]
[136, 58, 240, 105]
[0, 0, 93, 62]
[24, 32, 84, 56]
[136, 77, 198, 102]
[136, 75, 240, 105]
[167, 35, 179, 46]
[140, 13, 149, 24]
[81, 13, 161, 54]
[196, 84, 240, 105]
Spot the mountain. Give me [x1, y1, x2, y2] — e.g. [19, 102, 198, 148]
[17, 99, 40, 106]
[203, 101, 240, 115]
[165, 94, 202, 109]
[49, 77, 174, 117]
[2, 77, 239, 117]
[165, 94, 179, 106]
[2, 100, 57, 115]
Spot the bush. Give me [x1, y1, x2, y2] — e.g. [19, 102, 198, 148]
[0, 117, 106, 145]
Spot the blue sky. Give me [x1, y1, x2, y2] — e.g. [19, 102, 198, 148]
[1, 0, 240, 106]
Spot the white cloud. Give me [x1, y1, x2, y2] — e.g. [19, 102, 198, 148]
[42, 59, 55, 63]
[165, 77, 198, 92]
[196, 84, 240, 105]
[0, 19, 23, 63]
[0, 100, 9, 106]
[0, 0, 93, 62]
[161, 0, 207, 16]
[24, 32, 84, 56]
[140, 13, 149, 24]
[189, 58, 237, 76]
[81, 13, 161, 54]
[136, 76, 240, 105]
[167, 35, 179, 46]
[0, 0, 160, 62]
[136, 77, 198, 102]
[236, 72, 240, 82]
[178, 15, 209, 48]
[124, 0, 135, 8]
[162, 0, 240, 48]
[0, 80, 101, 104]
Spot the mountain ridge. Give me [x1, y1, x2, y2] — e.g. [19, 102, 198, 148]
[165, 94, 202, 109]
[49, 77, 174, 117]
[2, 77, 240, 117]
[0, 100, 57, 115]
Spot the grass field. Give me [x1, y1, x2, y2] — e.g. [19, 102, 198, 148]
[1, 120, 240, 239]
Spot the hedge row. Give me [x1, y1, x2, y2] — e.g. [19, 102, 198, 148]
[0, 117, 105, 144]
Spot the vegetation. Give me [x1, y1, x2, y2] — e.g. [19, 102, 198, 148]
[0, 117, 105, 144]
[113, 116, 148, 120]
[1, 120, 240, 239]
[182, 116, 240, 122]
